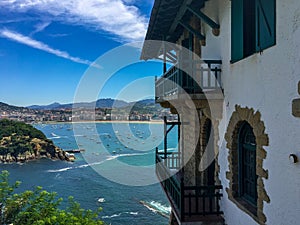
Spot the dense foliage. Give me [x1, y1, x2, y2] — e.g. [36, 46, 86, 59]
[0, 171, 104, 225]
[0, 119, 46, 140]
[0, 119, 50, 157]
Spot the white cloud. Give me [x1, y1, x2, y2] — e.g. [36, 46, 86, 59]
[0, 0, 148, 42]
[0, 29, 96, 66]
[31, 21, 51, 35]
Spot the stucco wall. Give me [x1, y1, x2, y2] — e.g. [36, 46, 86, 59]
[200, 0, 300, 224]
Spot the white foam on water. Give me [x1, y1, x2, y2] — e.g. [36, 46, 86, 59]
[143, 203, 157, 214]
[46, 152, 149, 173]
[141, 200, 171, 217]
[47, 167, 73, 172]
[147, 201, 171, 215]
[101, 211, 139, 219]
[101, 213, 122, 219]
[49, 136, 61, 139]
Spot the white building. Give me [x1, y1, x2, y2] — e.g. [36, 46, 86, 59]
[141, 0, 300, 225]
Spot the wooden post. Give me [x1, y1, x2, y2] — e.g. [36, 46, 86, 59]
[163, 36, 167, 74]
[180, 177, 185, 221]
[164, 116, 167, 163]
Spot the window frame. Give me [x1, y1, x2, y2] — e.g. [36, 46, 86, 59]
[231, 0, 276, 63]
[225, 106, 270, 224]
[238, 122, 258, 207]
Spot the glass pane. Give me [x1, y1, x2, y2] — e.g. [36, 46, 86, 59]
[239, 122, 257, 205]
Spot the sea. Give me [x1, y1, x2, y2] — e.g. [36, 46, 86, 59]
[0, 122, 179, 225]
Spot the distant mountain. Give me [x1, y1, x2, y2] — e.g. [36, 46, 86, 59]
[1, 99, 165, 122]
[115, 99, 163, 114]
[28, 102, 62, 110]
[130, 99, 155, 106]
[95, 98, 128, 108]
[28, 98, 150, 110]
[0, 102, 32, 112]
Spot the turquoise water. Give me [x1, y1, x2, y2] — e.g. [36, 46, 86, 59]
[0, 122, 178, 225]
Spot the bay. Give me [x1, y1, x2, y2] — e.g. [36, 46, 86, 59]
[0, 122, 178, 225]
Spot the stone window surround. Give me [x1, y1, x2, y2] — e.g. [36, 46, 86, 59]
[225, 105, 270, 225]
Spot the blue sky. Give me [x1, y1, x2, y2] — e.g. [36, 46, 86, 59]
[0, 0, 162, 106]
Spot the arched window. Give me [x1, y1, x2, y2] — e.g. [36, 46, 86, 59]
[238, 122, 257, 206]
[225, 106, 270, 223]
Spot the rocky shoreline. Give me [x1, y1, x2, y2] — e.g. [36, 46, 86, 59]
[0, 119, 75, 164]
[0, 138, 75, 163]
[0, 149, 74, 163]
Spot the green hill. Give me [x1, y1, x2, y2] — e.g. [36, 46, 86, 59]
[0, 102, 33, 113]
[0, 119, 72, 163]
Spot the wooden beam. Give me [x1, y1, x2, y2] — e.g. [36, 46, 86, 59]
[178, 20, 205, 41]
[168, 0, 194, 35]
[186, 6, 220, 36]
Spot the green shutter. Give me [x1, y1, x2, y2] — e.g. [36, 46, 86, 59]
[231, 0, 244, 63]
[256, 0, 276, 52]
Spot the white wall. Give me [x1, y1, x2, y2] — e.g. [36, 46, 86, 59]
[200, 0, 300, 224]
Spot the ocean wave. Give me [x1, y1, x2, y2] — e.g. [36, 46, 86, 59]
[113, 152, 149, 158]
[102, 213, 122, 219]
[101, 212, 138, 219]
[47, 152, 149, 173]
[49, 135, 69, 140]
[47, 161, 104, 173]
[47, 167, 74, 172]
[99, 152, 149, 162]
[49, 136, 61, 139]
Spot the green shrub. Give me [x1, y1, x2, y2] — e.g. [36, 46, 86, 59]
[0, 171, 104, 225]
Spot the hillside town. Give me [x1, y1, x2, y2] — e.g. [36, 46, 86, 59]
[0, 101, 177, 123]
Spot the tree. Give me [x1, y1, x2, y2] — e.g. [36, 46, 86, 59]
[0, 171, 104, 225]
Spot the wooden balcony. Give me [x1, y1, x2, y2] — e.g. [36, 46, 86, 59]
[155, 60, 223, 104]
[155, 149, 224, 223]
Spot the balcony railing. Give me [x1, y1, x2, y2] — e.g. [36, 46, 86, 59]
[156, 149, 181, 170]
[155, 60, 222, 102]
[156, 150, 223, 222]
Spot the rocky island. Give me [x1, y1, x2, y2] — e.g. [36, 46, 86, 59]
[0, 119, 74, 163]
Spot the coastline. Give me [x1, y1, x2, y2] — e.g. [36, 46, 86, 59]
[36, 120, 164, 125]
[0, 154, 74, 164]
[0, 152, 74, 164]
